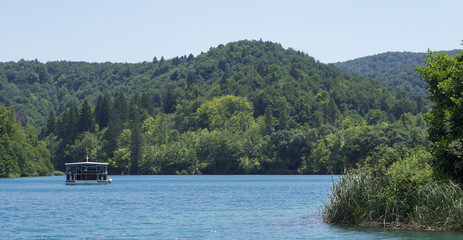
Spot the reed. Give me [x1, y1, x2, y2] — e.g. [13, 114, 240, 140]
[409, 181, 463, 230]
[322, 168, 388, 225]
[323, 167, 463, 230]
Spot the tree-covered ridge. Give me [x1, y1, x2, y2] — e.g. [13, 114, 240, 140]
[21, 40, 430, 175]
[1, 40, 429, 127]
[335, 50, 462, 95]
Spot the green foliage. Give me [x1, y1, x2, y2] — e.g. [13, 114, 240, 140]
[0, 40, 431, 128]
[417, 50, 463, 183]
[386, 149, 433, 191]
[0, 106, 53, 177]
[323, 146, 463, 230]
[14, 40, 430, 175]
[95, 94, 110, 129]
[195, 95, 254, 133]
[78, 100, 94, 133]
[130, 106, 143, 174]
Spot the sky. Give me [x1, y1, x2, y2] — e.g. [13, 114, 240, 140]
[1, 0, 462, 64]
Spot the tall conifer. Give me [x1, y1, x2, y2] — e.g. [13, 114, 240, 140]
[78, 100, 94, 133]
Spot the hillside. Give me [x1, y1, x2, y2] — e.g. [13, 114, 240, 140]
[0, 40, 430, 175]
[1, 40, 429, 127]
[334, 50, 461, 95]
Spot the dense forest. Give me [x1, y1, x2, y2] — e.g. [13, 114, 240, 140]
[0, 40, 431, 176]
[335, 50, 461, 95]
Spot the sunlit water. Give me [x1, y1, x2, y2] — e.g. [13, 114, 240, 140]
[0, 175, 461, 239]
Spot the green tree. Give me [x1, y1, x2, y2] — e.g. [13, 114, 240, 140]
[130, 106, 143, 174]
[110, 129, 131, 174]
[95, 94, 110, 129]
[78, 100, 95, 133]
[163, 88, 179, 114]
[0, 106, 22, 177]
[69, 131, 99, 161]
[0, 106, 53, 177]
[24, 126, 53, 176]
[102, 110, 123, 160]
[278, 103, 289, 131]
[417, 49, 463, 182]
[113, 91, 128, 123]
[326, 98, 338, 126]
[57, 102, 79, 145]
[143, 113, 169, 146]
[263, 105, 274, 135]
[45, 110, 57, 136]
[195, 95, 254, 133]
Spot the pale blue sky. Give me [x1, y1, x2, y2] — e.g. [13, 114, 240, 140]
[1, 0, 461, 63]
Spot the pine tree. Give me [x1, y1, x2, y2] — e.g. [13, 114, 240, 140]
[278, 104, 289, 131]
[264, 105, 274, 135]
[58, 102, 79, 145]
[102, 110, 121, 159]
[313, 111, 323, 128]
[113, 91, 128, 123]
[78, 100, 94, 133]
[95, 94, 110, 129]
[187, 54, 194, 62]
[45, 110, 57, 136]
[141, 92, 155, 115]
[163, 88, 178, 114]
[130, 106, 143, 174]
[326, 98, 338, 126]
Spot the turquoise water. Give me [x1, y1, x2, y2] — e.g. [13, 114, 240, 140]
[0, 175, 461, 239]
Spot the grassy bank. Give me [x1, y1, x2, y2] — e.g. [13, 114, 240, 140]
[323, 146, 463, 231]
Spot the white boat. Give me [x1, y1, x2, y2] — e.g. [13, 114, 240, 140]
[65, 156, 112, 185]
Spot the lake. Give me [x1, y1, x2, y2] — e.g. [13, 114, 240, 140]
[0, 175, 461, 239]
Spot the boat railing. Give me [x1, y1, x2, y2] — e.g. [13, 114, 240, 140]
[66, 163, 108, 181]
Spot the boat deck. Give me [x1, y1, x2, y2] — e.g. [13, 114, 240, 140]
[65, 160, 111, 185]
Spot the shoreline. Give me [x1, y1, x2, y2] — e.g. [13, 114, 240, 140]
[331, 222, 463, 232]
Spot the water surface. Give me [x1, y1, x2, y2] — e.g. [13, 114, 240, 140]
[0, 175, 461, 239]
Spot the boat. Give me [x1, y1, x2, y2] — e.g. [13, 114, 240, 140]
[65, 156, 112, 185]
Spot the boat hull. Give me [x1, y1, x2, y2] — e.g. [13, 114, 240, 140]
[66, 180, 110, 185]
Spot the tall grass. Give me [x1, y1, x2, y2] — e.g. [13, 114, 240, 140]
[323, 168, 463, 230]
[322, 168, 387, 225]
[410, 181, 463, 230]
[323, 170, 384, 224]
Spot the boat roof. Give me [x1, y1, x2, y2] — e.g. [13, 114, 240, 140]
[65, 161, 109, 166]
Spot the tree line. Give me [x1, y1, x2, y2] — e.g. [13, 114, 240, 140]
[41, 91, 428, 175]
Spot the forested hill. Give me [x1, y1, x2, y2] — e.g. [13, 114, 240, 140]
[1, 40, 427, 127]
[334, 50, 461, 95]
[1, 40, 431, 176]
